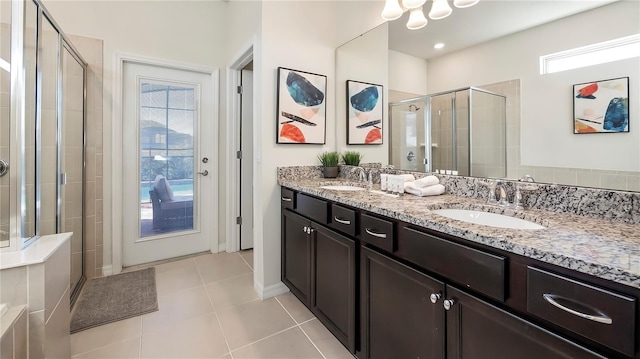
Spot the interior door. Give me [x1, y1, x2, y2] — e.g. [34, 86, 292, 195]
[240, 68, 253, 250]
[122, 61, 214, 267]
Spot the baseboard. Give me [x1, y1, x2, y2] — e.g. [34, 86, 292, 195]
[256, 281, 289, 299]
[101, 265, 113, 276]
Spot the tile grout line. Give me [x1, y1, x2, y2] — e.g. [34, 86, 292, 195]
[193, 254, 234, 358]
[274, 296, 327, 359]
[228, 323, 301, 354]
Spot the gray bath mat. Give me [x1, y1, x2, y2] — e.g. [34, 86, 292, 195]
[71, 268, 158, 333]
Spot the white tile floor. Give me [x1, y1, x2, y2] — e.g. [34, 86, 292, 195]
[70, 250, 354, 359]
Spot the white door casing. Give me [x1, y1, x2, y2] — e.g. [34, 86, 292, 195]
[240, 69, 254, 250]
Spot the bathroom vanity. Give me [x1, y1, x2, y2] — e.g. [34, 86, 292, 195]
[279, 173, 640, 359]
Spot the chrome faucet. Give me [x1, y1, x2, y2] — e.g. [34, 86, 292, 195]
[354, 167, 367, 182]
[494, 180, 509, 207]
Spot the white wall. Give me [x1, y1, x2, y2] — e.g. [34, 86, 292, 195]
[426, 1, 640, 173]
[389, 49, 428, 96]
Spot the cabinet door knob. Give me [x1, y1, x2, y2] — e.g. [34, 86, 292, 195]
[303, 226, 309, 233]
[443, 299, 455, 311]
[430, 293, 441, 304]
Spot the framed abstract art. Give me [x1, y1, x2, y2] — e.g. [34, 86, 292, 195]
[347, 80, 383, 145]
[276, 67, 327, 144]
[573, 77, 629, 134]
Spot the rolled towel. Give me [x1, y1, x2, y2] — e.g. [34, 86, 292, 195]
[405, 184, 445, 197]
[414, 175, 439, 188]
[398, 174, 416, 182]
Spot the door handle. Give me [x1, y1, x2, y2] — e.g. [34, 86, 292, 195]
[0, 159, 9, 177]
[197, 170, 209, 176]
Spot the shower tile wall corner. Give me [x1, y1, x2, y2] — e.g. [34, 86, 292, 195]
[67, 34, 104, 279]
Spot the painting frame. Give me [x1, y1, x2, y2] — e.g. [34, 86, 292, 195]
[346, 80, 384, 145]
[573, 77, 629, 134]
[276, 67, 327, 144]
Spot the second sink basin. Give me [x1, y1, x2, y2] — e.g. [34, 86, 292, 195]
[320, 185, 366, 191]
[433, 209, 545, 230]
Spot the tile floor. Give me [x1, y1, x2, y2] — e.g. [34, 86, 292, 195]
[70, 250, 354, 358]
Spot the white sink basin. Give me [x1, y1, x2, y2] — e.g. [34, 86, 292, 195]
[320, 185, 366, 191]
[433, 209, 545, 230]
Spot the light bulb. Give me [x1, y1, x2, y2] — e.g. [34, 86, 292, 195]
[381, 0, 403, 20]
[429, 0, 452, 20]
[406, 7, 428, 30]
[402, 0, 426, 10]
[453, 0, 479, 8]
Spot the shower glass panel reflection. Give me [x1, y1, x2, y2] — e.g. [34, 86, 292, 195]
[389, 87, 506, 177]
[389, 100, 427, 171]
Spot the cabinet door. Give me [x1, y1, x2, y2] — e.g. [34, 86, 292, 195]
[361, 246, 445, 359]
[282, 209, 311, 306]
[311, 225, 356, 353]
[445, 286, 607, 359]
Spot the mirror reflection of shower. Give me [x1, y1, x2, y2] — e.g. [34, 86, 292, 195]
[389, 87, 506, 177]
[389, 99, 426, 172]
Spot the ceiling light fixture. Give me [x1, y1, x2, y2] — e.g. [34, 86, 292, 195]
[434, 43, 445, 49]
[429, 0, 452, 20]
[402, 0, 426, 9]
[381, 0, 479, 30]
[406, 7, 429, 30]
[453, 0, 479, 8]
[381, 0, 404, 20]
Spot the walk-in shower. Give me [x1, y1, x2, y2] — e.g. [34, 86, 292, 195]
[389, 87, 507, 177]
[2, 0, 88, 305]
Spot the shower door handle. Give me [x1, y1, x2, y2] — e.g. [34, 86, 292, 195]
[0, 159, 9, 177]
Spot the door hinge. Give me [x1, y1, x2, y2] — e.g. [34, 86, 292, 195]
[236, 216, 242, 225]
[237, 85, 243, 94]
[236, 150, 242, 160]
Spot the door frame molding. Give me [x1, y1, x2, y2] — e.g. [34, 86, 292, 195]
[226, 40, 254, 254]
[111, 53, 219, 274]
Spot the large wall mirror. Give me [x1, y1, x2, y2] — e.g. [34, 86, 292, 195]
[336, 0, 640, 192]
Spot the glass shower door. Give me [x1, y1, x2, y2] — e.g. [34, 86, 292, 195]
[61, 44, 85, 300]
[0, 0, 11, 247]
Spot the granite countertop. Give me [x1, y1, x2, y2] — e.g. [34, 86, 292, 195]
[278, 178, 640, 290]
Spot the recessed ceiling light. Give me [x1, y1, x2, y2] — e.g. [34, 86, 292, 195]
[434, 43, 445, 49]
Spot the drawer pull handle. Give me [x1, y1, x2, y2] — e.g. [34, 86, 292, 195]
[281, 197, 292, 202]
[334, 217, 351, 225]
[365, 228, 387, 239]
[543, 294, 612, 325]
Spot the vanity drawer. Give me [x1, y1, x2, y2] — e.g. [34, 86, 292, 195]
[330, 204, 356, 237]
[359, 213, 395, 253]
[527, 266, 636, 357]
[397, 226, 506, 302]
[281, 188, 295, 209]
[296, 193, 329, 224]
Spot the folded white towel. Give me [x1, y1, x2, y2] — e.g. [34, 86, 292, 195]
[397, 174, 416, 182]
[405, 184, 445, 197]
[414, 175, 439, 188]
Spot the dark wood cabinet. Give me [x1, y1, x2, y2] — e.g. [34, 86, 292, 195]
[445, 285, 607, 359]
[280, 187, 639, 359]
[281, 209, 311, 306]
[311, 225, 356, 352]
[282, 199, 357, 353]
[360, 246, 445, 359]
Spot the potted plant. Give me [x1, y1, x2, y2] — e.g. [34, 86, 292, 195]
[341, 151, 362, 166]
[317, 151, 340, 178]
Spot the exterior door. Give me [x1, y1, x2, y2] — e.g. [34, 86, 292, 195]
[122, 61, 214, 266]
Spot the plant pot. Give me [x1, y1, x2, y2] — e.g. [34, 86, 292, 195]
[323, 167, 338, 178]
